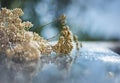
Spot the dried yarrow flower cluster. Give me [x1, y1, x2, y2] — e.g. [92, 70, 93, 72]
[0, 8, 77, 63]
[52, 26, 73, 54]
[52, 15, 73, 55]
[0, 8, 34, 42]
[0, 8, 52, 62]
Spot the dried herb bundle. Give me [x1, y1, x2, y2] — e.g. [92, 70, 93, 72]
[0, 8, 80, 62]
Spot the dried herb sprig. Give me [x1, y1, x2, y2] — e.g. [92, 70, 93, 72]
[0, 8, 51, 62]
[52, 14, 73, 55]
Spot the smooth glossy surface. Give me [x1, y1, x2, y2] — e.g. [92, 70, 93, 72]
[33, 45, 120, 83]
[0, 44, 120, 83]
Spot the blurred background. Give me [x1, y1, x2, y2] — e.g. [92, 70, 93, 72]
[0, 0, 120, 53]
[0, 0, 120, 40]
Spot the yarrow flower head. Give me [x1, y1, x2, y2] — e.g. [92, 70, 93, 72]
[0, 8, 51, 62]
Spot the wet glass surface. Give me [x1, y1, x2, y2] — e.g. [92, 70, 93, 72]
[0, 45, 120, 83]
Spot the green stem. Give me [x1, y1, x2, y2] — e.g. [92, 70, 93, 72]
[33, 18, 59, 32]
